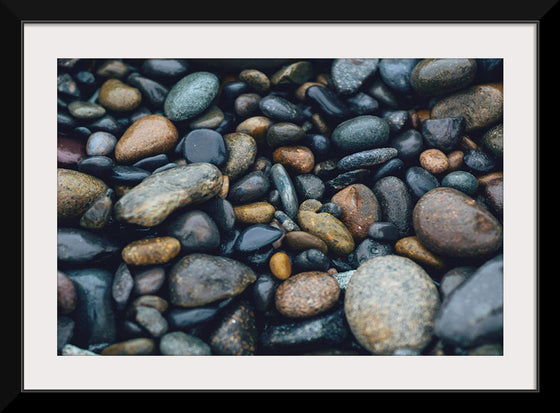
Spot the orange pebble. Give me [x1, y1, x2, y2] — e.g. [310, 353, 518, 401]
[269, 252, 292, 280]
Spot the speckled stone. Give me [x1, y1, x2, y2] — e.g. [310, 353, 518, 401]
[114, 114, 179, 164]
[57, 227, 120, 265]
[164, 71, 220, 121]
[441, 170, 479, 196]
[270, 61, 313, 86]
[269, 251, 292, 280]
[208, 298, 258, 355]
[101, 338, 155, 355]
[234, 201, 276, 224]
[57, 168, 108, 224]
[111, 262, 134, 310]
[265, 122, 306, 148]
[410, 58, 477, 96]
[331, 184, 381, 241]
[270, 163, 299, 220]
[372, 176, 413, 237]
[419, 149, 450, 175]
[169, 253, 257, 307]
[336, 147, 397, 172]
[395, 236, 446, 270]
[159, 331, 212, 355]
[221, 132, 257, 181]
[272, 146, 315, 174]
[239, 69, 271, 94]
[431, 84, 503, 132]
[378, 58, 420, 93]
[132, 266, 165, 296]
[68, 101, 106, 120]
[86, 131, 117, 157]
[331, 115, 390, 152]
[121, 236, 181, 266]
[57, 136, 86, 167]
[481, 123, 503, 158]
[421, 117, 465, 153]
[133, 305, 168, 337]
[344, 255, 440, 355]
[236, 116, 272, 144]
[114, 163, 223, 227]
[275, 271, 340, 318]
[297, 210, 355, 256]
[189, 105, 224, 130]
[483, 177, 503, 220]
[413, 187, 503, 258]
[98, 78, 142, 112]
[331, 58, 379, 96]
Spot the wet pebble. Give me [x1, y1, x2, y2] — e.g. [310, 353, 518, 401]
[159, 331, 212, 355]
[166, 210, 220, 251]
[164, 71, 220, 121]
[98, 78, 142, 112]
[441, 170, 479, 196]
[183, 128, 228, 166]
[121, 236, 181, 266]
[336, 147, 397, 172]
[331, 115, 390, 152]
[331, 58, 379, 96]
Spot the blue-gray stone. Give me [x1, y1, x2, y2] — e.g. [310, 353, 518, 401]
[405, 166, 439, 199]
[463, 149, 496, 174]
[57, 227, 120, 266]
[337, 147, 398, 172]
[422, 117, 465, 152]
[293, 173, 325, 201]
[378, 58, 420, 93]
[435, 254, 503, 348]
[441, 170, 479, 196]
[331, 115, 390, 152]
[258, 94, 305, 123]
[164, 71, 220, 121]
[86, 131, 117, 156]
[331, 58, 379, 96]
[228, 170, 270, 204]
[159, 331, 212, 355]
[270, 163, 299, 220]
[348, 238, 394, 268]
[372, 176, 413, 237]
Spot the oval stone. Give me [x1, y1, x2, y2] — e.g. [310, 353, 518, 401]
[275, 271, 340, 318]
[410, 58, 477, 96]
[413, 187, 503, 258]
[297, 210, 355, 256]
[114, 163, 223, 227]
[272, 145, 315, 174]
[168, 253, 257, 307]
[221, 132, 257, 181]
[57, 168, 108, 224]
[233, 201, 276, 224]
[183, 128, 228, 166]
[121, 236, 181, 266]
[372, 176, 413, 237]
[98, 78, 142, 112]
[57, 227, 120, 265]
[283, 231, 328, 255]
[331, 184, 381, 241]
[164, 71, 220, 121]
[166, 210, 220, 251]
[344, 255, 440, 355]
[331, 115, 390, 152]
[114, 114, 179, 164]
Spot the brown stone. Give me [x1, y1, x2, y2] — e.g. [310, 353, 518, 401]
[98, 78, 142, 112]
[57, 136, 86, 167]
[269, 251, 292, 280]
[299, 199, 322, 212]
[446, 150, 464, 172]
[431, 84, 503, 132]
[235, 116, 272, 144]
[395, 236, 446, 270]
[218, 175, 230, 199]
[122, 236, 181, 266]
[311, 113, 331, 136]
[114, 114, 179, 163]
[477, 171, 503, 187]
[128, 295, 169, 315]
[238, 69, 271, 94]
[233, 202, 275, 224]
[460, 135, 480, 151]
[294, 81, 324, 101]
[57, 271, 77, 315]
[272, 145, 315, 174]
[101, 338, 155, 355]
[208, 298, 257, 355]
[414, 109, 431, 129]
[419, 149, 450, 175]
[274, 271, 340, 318]
[283, 231, 329, 255]
[330, 184, 381, 241]
[96, 60, 129, 79]
[297, 210, 355, 256]
[57, 168, 108, 224]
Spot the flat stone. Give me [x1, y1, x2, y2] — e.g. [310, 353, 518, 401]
[101, 338, 155, 355]
[133, 305, 168, 338]
[114, 163, 223, 227]
[121, 236, 181, 266]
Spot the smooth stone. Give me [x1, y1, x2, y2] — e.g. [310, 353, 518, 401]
[98, 78, 142, 112]
[114, 163, 223, 227]
[331, 184, 381, 241]
[481, 123, 503, 158]
[272, 146, 315, 174]
[367, 221, 400, 242]
[283, 231, 328, 255]
[58, 271, 77, 315]
[435, 254, 503, 348]
[245, 246, 275, 268]
[439, 266, 476, 300]
[234, 202, 276, 225]
[164, 71, 220, 121]
[345, 92, 379, 116]
[293, 174, 325, 201]
[252, 273, 280, 313]
[121, 236, 181, 266]
[430, 84, 503, 132]
[202, 198, 236, 232]
[292, 249, 330, 273]
[78, 192, 111, 230]
[305, 85, 349, 119]
[483, 177, 503, 219]
[58, 111, 77, 131]
[367, 78, 400, 108]
[61, 344, 97, 356]
[395, 236, 446, 270]
[239, 69, 271, 94]
[166, 210, 220, 251]
[266, 122, 305, 148]
[324, 169, 371, 195]
[389, 129, 424, 162]
[336, 147, 398, 172]
[270, 163, 299, 220]
[128, 295, 169, 314]
[297, 210, 354, 256]
[318, 202, 342, 218]
[270, 61, 313, 86]
[219, 229, 240, 257]
[132, 153, 169, 172]
[126, 74, 169, 109]
[372, 176, 414, 237]
[167, 299, 233, 330]
[413, 187, 503, 258]
[463, 149, 497, 174]
[419, 149, 450, 175]
[441, 170, 479, 196]
[66, 268, 117, 346]
[114, 114, 179, 164]
[302, 133, 331, 160]
[86, 131, 117, 156]
[96, 59, 130, 79]
[236, 116, 273, 144]
[219, 81, 249, 109]
[133, 305, 168, 338]
[132, 266, 165, 296]
[141, 59, 189, 81]
[259, 94, 305, 123]
[259, 307, 350, 353]
[221, 132, 257, 181]
[57, 73, 80, 99]
[274, 210, 300, 232]
[101, 338, 155, 355]
[159, 331, 212, 355]
[446, 150, 465, 172]
[110, 165, 150, 185]
[169, 253, 257, 308]
[153, 162, 178, 174]
[234, 93, 261, 118]
[189, 105, 225, 130]
[183, 128, 228, 166]
[372, 158, 405, 181]
[208, 299, 258, 355]
[275, 271, 340, 318]
[129, 106, 152, 123]
[331, 58, 379, 95]
[87, 114, 124, 135]
[57, 136, 86, 167]
[111, 262, 134, 311]
[348, 238, 393, 268]
[269, 251, 292, 280]
[68, 101, 106, 120]
[421, 117, 465, 152]
[410, 58, 477, 96]
[331, 115, 390, 152]
[383, 110, 410, 135]
[57, 168, 108, 224]
[57, 227, 120, 266]
[378, 58, 420, 93]
[235, 224, 283, 252]
[345, 255, 440, 355]
[405, 166, 440, 199]
[57, 317, 75, 352]
[228, 170, 270, 204]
